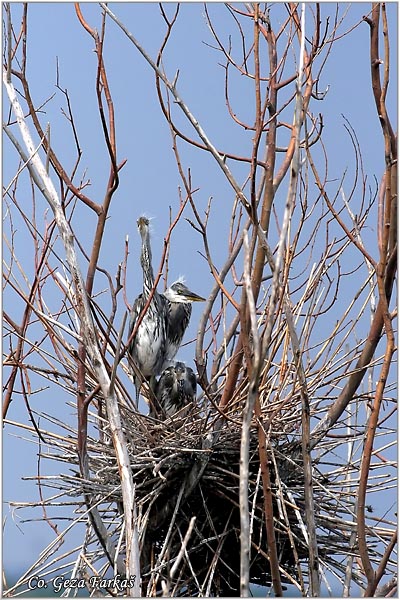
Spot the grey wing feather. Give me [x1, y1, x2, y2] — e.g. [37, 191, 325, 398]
[164, 302, 192, 363]
[128, 292, 169, 379]
[186, 368, 197, 397]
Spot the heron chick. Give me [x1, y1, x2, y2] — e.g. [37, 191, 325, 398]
[128, 217, 205, 402]
[155, 361, 197, 417]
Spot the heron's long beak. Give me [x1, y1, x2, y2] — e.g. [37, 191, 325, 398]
[185, 290, 206, 302]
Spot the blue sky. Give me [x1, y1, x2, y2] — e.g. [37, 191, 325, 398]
[3, 2, 397, 594]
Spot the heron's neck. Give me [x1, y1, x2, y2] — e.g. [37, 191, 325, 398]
[141, 233, 155, 294]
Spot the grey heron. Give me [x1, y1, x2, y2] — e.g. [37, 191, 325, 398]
[155, 361, 197, 417]
[163, 279, 205, 363]
[128, 217, 205, 402]
[128, 217, 169, 401]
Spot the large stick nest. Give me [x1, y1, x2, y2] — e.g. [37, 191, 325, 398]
[26, 385, 395, 597]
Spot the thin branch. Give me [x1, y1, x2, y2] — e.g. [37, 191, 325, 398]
[239, 230, 261, 597]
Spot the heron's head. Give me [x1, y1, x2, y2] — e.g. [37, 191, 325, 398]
[173, 361, 188, 379]
[167, 362, 197, 393]
[164, 280, 206, 304]
[137, 216, 152, 240]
